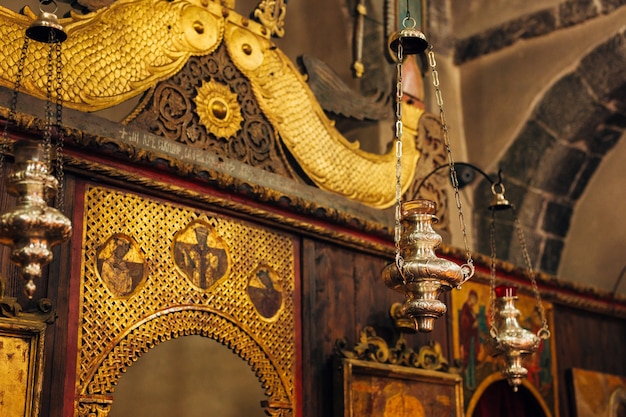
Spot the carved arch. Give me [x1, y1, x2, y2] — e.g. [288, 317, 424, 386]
[77, 307, 292, 417]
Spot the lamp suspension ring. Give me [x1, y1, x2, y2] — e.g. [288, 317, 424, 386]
[491, 182, 505, 196]
[402, 16, 417, 29]
[39, 0, 59, 14]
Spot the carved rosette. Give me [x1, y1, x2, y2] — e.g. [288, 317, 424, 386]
[127, 44, 293, 177]
[194, 79, 243, 139]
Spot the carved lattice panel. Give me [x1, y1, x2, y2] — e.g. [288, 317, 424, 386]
[76, 185, 295, 416]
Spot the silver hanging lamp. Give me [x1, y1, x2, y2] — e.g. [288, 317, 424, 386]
[0, 0, 71, 298]
[487, 181, 550, 391]
[382, 3, 474, 333]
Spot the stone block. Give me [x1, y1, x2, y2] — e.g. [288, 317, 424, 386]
[500, 120, 556, 184]
[585, 126, 623, 155]
[570, 155, 602, 200]
[531, 141, 588, 196]
[507, 226, 543, 271]
[540, 238, 565, 275]
[535, 73, 609, 142]
[600, 0, 626, 14]
[579, 32, 626, 100]
[559, 0, 599, 28]
[543, 201, 574, 237]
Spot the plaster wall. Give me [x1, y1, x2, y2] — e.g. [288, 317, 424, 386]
[449, 0, 563, 38]
[559, 131, 626, 292]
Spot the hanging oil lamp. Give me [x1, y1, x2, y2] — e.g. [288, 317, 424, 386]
[383, 200, 468, 332]
[0, 0, 71, 298]
[381, 5, 474, 333]
[0, 141, 72, 298]
[487, 183, 550, 390]
[490, 285, 540, 391]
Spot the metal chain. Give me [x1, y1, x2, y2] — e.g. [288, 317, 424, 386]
[43, 39, 54, 170]
[427, 46, 474, 282]
[511, 205, 551, 339]
[1, 37, 30, 173]
[488, 209, 498, 338]
[54, 40, 65, 212]
[394, 41, 406, 281]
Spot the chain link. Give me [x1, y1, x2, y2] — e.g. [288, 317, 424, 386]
[489, 209, 498, 338]
[394, 41, 405, 280]
[511, 205, 550, 339]
[0, 37, 30, 174]
[54, 40, 65, 212]
[1, 31, 66, 212]
[43, 39, 54, 170]
[427, 46, 474, 282]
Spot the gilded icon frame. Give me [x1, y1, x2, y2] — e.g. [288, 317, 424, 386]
[0, 318, 46, 417]
[335, 358, 463, 417]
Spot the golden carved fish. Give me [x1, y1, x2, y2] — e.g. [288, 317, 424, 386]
[0, 0, 421, 208]
[225, 24, 422, 208]
[0, 0, 225, 109]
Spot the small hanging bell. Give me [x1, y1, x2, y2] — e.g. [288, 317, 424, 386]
[26, 1, 67, 43]
[389, 17, 429, 56]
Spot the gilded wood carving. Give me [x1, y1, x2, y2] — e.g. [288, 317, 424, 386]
[335, 326, 450, 372]
[0, 0, 426, 209]
[76, 185, 296, 416]
[127, 43, 294, 177]
[334, 327, 463, 417]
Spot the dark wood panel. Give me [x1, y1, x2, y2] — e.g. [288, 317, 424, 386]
[553, 304, 626, 417]
[300, 237, 452, 417]
[40, 176, 77, 417]
[301, 239, 358, 417]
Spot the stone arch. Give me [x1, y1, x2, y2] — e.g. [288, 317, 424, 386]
[76, 306, 292, 417]
[473, 27, 626, 274]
